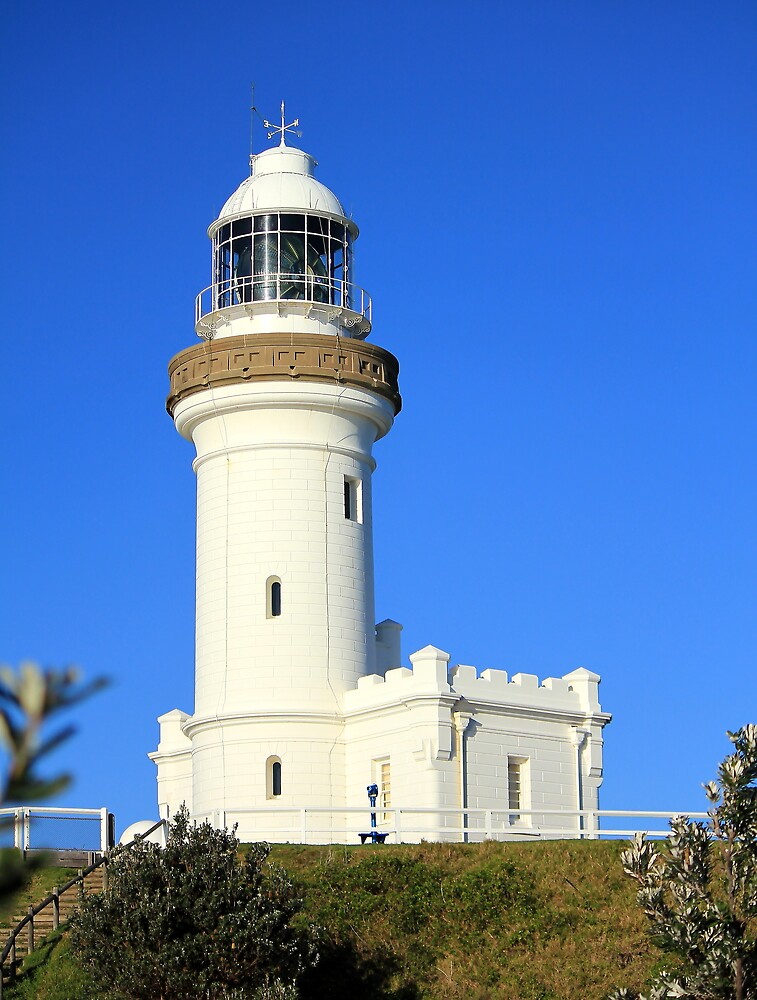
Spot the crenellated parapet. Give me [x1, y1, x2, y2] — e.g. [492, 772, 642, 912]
[345, 643, 610, 725]
[449, 662, 606, 719]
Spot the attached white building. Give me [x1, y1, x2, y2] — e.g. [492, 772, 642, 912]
[150, 112, 611, 842]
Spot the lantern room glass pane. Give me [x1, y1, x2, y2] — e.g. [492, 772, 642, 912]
[232, 217, 252, 237]
[216, 243, 231, 307]
[253, 233, 278, 300]
[254, 214, 277, 232]
[232, 237, 253, 302]
[279, 233, 306, 299]
[308, 216, 329, 238]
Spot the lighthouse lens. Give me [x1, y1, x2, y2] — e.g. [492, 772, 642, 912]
[253, 234, 278, 300]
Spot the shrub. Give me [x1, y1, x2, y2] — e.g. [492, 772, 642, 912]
[69, 806, 316, 1000]
[610, 725, 757, 999]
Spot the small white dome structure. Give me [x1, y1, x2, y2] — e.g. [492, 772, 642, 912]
[120, 819, 167, 848]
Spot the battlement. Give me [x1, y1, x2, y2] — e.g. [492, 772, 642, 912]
[345, 643, 605, 718]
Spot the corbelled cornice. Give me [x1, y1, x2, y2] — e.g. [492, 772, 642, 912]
[167, 333, 401, 416]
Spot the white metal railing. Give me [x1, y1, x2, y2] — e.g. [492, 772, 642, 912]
[195, 275, 372, 326]
[0, 807, 111, 854]
[191, 806, 710, 845]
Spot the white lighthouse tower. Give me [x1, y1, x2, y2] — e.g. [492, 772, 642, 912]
[150, 107, 401, 833]
[151, 109, 610, 844]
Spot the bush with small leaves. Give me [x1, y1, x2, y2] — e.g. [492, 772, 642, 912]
[69, 805, 316, 1000]
[609, 725, 757, 1000]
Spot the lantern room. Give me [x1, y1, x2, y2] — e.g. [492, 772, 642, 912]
[195, 141, 372, 340]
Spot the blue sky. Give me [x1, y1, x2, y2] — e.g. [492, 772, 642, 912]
[1, 1, 755, 835]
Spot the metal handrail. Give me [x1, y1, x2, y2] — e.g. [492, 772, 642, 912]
[0, 819, 166, 994]
[0, 809, 107, 816]
[195, 274, 372, 325]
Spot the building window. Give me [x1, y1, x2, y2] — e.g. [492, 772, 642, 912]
[507, 756, 529, 825]
[266, 576, 282, 618]
[266, 756, 282, 799]
[379, 760, 391, 822]
[271, 581, 282, 617]
[344, 476, 362, 522]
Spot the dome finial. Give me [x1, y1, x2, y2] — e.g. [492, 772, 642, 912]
[264, 100, 301, 147]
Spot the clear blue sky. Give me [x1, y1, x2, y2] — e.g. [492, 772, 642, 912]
[1, 1, 755, 835]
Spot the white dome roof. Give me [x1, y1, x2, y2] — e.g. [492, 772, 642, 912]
[213, 145, 349, 230]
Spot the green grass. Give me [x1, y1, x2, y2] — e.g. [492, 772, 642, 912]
[3, 841, 672, 999]
[0, 856, 77, 927]
[2, 929, 108, 1000]
[271, 840, 674, 999]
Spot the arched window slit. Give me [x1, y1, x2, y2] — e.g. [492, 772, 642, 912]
[266, 576, 282, 618]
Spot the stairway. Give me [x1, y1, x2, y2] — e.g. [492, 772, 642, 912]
[1, 861, 105, 981]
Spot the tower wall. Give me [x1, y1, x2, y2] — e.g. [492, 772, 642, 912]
[186, 715, 347, 835]
[173, 378, 395, 719]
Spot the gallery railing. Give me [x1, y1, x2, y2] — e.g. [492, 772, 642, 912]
[195, 274, 372, 325]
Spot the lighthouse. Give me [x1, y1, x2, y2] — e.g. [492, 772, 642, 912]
[151, 109, 610, 843]
[151, 106, 400, 830]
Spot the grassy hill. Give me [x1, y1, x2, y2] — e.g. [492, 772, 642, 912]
[4, 840, 671, 999]
[0, 863, 78, 927]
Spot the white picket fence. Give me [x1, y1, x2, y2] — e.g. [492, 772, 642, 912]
[191, 806, 711, 845]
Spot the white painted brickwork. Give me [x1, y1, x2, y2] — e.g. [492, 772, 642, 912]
[174, 381, 394, 719]
[150, 141, 611, 842]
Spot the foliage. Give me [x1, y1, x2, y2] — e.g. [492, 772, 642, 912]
[0, 661, 106, 906]
[0, 662, 105, 804]
[609, 725, 757, 1000]
[7, 840, 664, 999]
[69, 805, 316, 1000]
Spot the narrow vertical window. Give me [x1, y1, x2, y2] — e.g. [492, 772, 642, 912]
[266, 756, 282, 799]
[266, 576, 282, 618]
[380, 760, 391, 822]
[507, 756, 529, 825]
[508, 759, 521, 818]
[344, 476, 362, 523]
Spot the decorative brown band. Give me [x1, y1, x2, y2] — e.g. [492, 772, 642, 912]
[167, 333, 401, 416]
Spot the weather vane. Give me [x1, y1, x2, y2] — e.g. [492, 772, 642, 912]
[264, 101, 301, 146]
